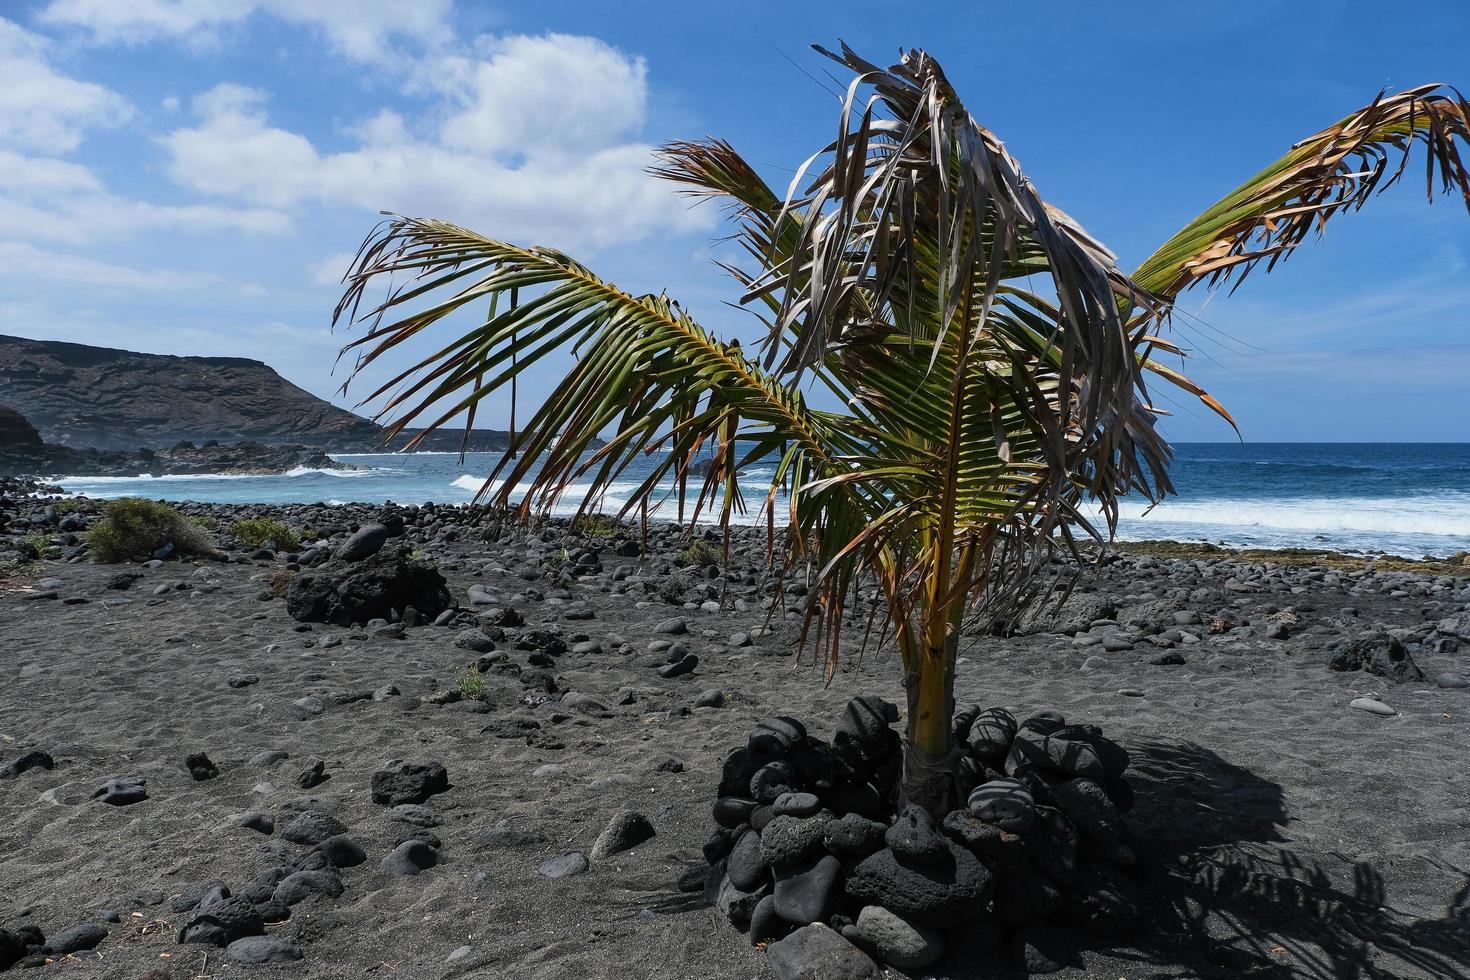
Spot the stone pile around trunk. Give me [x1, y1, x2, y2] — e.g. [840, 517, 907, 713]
[700, 699, 1141, 975]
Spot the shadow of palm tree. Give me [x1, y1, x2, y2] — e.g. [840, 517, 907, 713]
[1115, 738, 1470, 980]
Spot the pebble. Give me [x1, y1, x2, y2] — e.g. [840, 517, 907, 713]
[855, 905, 944, 969]
[91, 775, 147, 806]
[280, 811, 348, 846]
[43, 923, 107, 955]
[967, 778, 1036, 834]
[235, 810, 274, 835]
[885, 804, 948, 864]
[658, 655, 698, 678]
[772, 853, 842, 924]
[296, 758, 328, 788]
[767, 924, 881, 980]
[382, 839, 439, 875]
[225, 935, 302, 965]
[1350, 696, 1396, 716]
[654, 617, 688, 634]
[1436, 671, 1469, 689]
[386, 803, 442, 827]
[590, 810, 656, 859]
[0, 750, 53, 781]
[537, 851, 590, 878]
[371, 760, 449, 806]
[772, 792, 820, 818]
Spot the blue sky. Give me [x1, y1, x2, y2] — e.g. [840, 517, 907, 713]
[2, 0, 1468, 442]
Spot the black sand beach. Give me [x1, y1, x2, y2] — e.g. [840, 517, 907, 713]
[3, 497, 1469, 979]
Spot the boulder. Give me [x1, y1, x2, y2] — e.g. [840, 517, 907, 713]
[286, 547, 450, 626]
[844, 840, 993, 926]
[767, 924, 882, 980]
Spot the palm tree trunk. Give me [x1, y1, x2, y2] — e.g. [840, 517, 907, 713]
[901, 631, 959, 816]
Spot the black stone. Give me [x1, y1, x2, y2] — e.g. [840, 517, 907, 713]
[371, 759, 449, 806]
[749, 761, 797, 804]
[1030, 806, 1078, 886]
[312, 835, 367, 868]
[748, 894, 789, 946]
[966, 706, 1018, 764]
[844, 840, 993, 926]
[43, 923, 107, 955]
[767, 924, 882, 980]
[885, 804, 948, 864]
[1050, 777, 1123, 842]
[178, 897, 264, 947]
[90, 775, 147, 806]
[286, 546, 450, 626]
[279, 810, 348, 846]
[837, 696, 898, 747]
[712, 796, 758, 828]
[273, 869, 344, 905]
[382, 839, 440, 875]
[759, 814, 829, 869]
[967, 777, 1037, 834]
[657, 655, 698, 678]
[0, 929, 24, 971]
[0, 750, 54, 780]
[823, 812, 886, 858]
[726, 829, 770, 891]
[334, 523, 388, 561]
[772, 853, 842, 925]
[941, 810, 1027, 877]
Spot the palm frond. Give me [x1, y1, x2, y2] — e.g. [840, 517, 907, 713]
[1134, 84, 1470, 297]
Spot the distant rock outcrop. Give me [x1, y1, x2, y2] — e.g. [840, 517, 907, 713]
[0, 404, 43, 449]
[0, 334, 383, 449]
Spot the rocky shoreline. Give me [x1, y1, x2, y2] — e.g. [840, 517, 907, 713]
[0, 440, 363, 481]
[1, 489, 1468, 978]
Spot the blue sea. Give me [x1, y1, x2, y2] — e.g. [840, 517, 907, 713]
[49, 443, 1470, 559]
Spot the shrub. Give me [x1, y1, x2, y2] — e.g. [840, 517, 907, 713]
[456, 669, 488, 701]
[679, 540, 723, 567]
[232, 516, 301, 551]
[267, 567, 297, 597]
[546, 548, 570, 570]
[571, 513, 621, 538]
[88, 498, 216, 563]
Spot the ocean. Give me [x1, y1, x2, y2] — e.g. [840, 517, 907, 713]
[49, 443, 1470, 559]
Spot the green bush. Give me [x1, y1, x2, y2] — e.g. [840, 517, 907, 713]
[231, 516, 301, 551]
[571, 513, 621, 538]
[456, 669, 488, 702]
[88, 498, 216, 563]
[679, 540, 724, 567]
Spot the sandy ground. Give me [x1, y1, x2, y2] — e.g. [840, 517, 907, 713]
[2, 514, 1468, 980]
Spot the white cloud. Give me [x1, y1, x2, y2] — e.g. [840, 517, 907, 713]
[0, 150, 102, 195]
[309, 252, 357, 287]
[433, 34, 648, 156]
[162, 37, 714, 251]
[0, 184, 289, 245]
[0, 241, 245, 291]
[0, 18, 132, 153]
[37, 0, 453, 62]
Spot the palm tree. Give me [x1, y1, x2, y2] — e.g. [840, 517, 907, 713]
[333, 44, 1470, 814]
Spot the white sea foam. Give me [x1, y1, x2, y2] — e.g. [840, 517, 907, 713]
[56, 465, 373, 484]
[1108, 494, 1470, 539]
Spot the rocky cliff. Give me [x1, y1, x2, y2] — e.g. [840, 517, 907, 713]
[0, 334, 385, 449]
